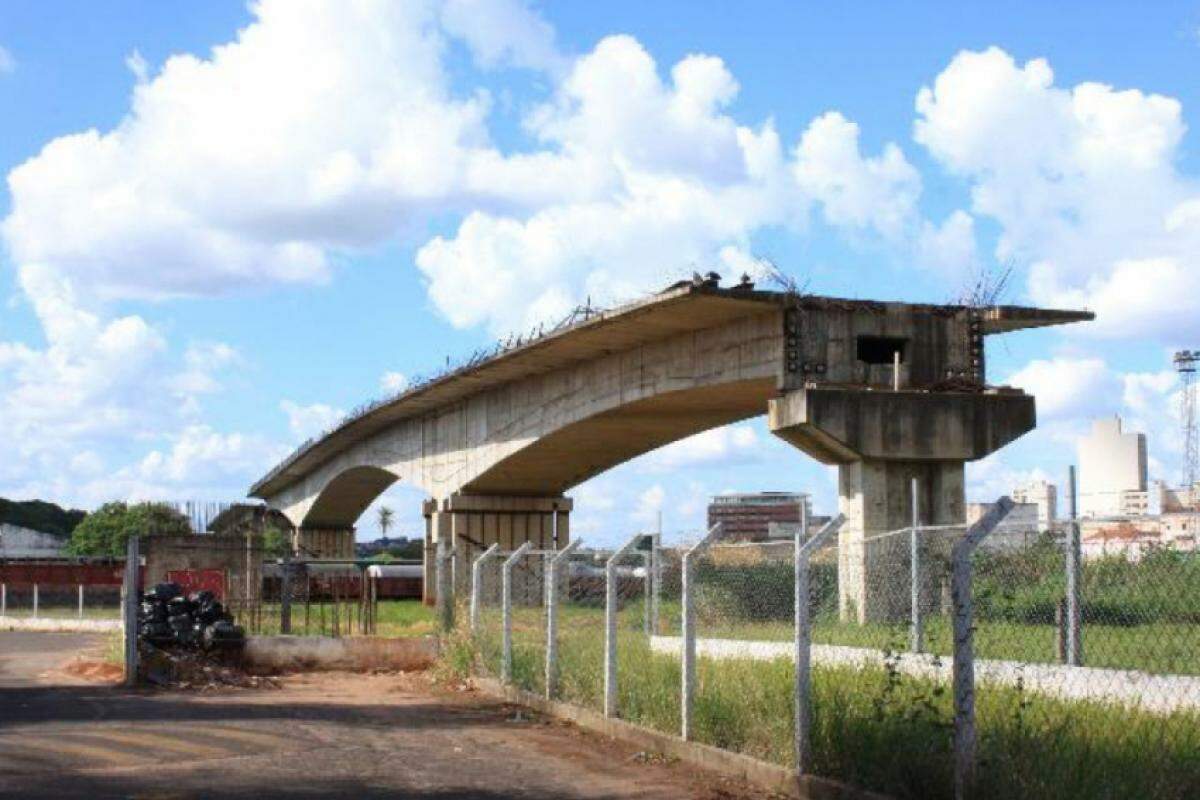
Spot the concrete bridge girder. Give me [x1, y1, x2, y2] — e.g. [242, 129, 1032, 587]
[250, 283, 1091, 612]
[271, 308, 783, 530]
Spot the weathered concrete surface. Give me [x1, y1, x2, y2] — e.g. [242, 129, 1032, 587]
[649, 635, 1200, 715]
[768, 388, 1035, 464]
[253, 284, 1087, 533]
[263, 294, 783, 529]
[143, 534, 263, 604]
[242, 634, 438, 673]
[250, 283, 1090, 617]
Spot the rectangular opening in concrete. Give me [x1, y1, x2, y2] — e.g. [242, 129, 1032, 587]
[856, 335, 908, 364]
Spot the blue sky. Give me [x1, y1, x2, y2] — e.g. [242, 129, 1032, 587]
[1, 1, 1199, 545]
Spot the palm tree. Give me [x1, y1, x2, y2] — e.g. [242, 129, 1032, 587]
[377, 506, 395, 539]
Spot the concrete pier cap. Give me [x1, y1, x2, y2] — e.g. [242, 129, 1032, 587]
[767, 301, 1091, 622]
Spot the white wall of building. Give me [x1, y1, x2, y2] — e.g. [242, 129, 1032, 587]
[1012, 480, 1057, 528]
[1077, 417, 1148, 518]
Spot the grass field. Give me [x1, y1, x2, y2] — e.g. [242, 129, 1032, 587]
[234, 598, 437, 637]
[648, 596, 1200, 676]
[447, 604, 1200, 800]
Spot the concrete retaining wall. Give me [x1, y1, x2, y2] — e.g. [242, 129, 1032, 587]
[650, 635, 1200, 715]
[242, 635, 438, 673]
[474, 677, 888, 800]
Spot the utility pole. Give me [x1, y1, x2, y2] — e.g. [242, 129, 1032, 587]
[1174, 350, 1199, 490]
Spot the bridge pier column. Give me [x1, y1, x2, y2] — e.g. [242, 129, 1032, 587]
[294, 527, 355, 560]
[837, 459, 963, 623]
[422, 494, 572, 607]
[769, 387, 1035, 623]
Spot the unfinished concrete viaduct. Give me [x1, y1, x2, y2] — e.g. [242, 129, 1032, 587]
[249, 280, 1091, 618]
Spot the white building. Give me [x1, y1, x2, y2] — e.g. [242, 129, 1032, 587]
[966, 501, 1041, 550]
[1077, 417, 1148, 518]
[0, 523, 66, 558]
[1011, 480, 1057, 529]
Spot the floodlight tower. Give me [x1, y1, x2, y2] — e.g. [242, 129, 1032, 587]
[1174, 350, 1200, 490]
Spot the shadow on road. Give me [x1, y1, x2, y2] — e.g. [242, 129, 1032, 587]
[0, 684, 511, 730]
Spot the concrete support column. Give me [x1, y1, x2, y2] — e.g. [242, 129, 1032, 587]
[294, 527, 355, 560]
[422, 494, 572, 607]
[769, 386, 1035, 625]
[837, 459, 963, 622]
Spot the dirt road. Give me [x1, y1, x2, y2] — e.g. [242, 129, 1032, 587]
[0, 632, 773, 799]
[0, 631, 109, 688]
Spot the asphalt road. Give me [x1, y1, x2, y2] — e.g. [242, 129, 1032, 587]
[0, 631, 772, 799]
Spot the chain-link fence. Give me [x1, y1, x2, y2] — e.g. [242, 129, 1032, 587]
[454, 498, 1200, 800]
[966, 514, 1200, 799]
[503, 545, 549, 694]
[689, 538, 795, 763]
[552, 546, 610, 712]
[470, 545, 505, 678]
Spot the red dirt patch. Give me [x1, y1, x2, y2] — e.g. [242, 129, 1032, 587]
[61, 658, 124, 683]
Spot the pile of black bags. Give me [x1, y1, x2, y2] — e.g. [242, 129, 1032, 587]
[138, 582, 245, 651]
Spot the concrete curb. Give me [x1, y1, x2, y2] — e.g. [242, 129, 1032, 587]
[473, 677, 889, 800]
[243, 635, 438, 673]
[0, 616, 122, 633]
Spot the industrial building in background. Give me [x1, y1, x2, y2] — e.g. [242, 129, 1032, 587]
[1012, 479, 1057, 528]
[1077, 417, 1149, 518]
[707, 492, 812, 541]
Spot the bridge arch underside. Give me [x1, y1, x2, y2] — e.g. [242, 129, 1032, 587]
[463, 376, 776, 495]
[301, 465, 399, 530]
[296, 376, 777, 530]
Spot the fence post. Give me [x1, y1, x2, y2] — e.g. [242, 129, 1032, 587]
[280, 557, 292, 635]
[436, 539, 456, 634]
[123, 535, 140, 687]
[650, 532, 661, 636]
[952, 496, 1014, 800]
[502, 542, 532, 684]
[33, 583, 38, 617]
[545, 539, 582, 699]
[78, 584, 84, 619]
[1, 583, 5, 616]
[471, 543, 501, 633]
[795, 513, 846, 774]
[1065, 465, 1083, 666]
[911, 477, 923, 653]
[643, 546, 652, 637]
[681, 523, 722, 740]
[605, 532, 647, 718]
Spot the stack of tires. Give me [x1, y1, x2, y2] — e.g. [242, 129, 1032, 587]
[138, 583, 245, 651]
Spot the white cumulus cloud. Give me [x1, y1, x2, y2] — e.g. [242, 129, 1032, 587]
[915, 46, 1199, 341]
[645, 424, 761, 470]
[280, 400, 345, 441]
[381, 371, 409, 392]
